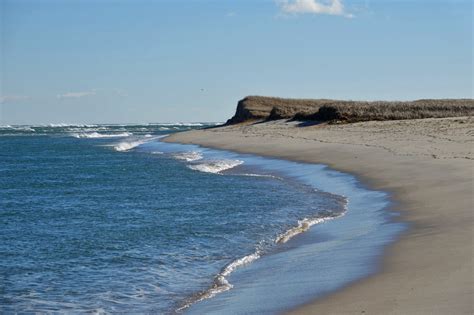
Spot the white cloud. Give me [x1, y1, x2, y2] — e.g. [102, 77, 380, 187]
[56, 88, 127, 99]
[277, 0, 353, 18]
[57, 91, 96, 99]
[0, 95, 30, 103]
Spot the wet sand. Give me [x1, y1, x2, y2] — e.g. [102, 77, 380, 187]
[165, 117, 473, 314]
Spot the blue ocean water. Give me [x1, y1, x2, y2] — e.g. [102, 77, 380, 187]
[0, 124, 404, 314]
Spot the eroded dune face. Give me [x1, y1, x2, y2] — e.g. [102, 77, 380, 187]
[225, 96, 335, 124]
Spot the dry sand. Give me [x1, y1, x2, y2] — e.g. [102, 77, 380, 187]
[164, 117, 473, 314]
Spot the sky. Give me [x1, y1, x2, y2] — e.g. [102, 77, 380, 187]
[1, 0, 472, 124]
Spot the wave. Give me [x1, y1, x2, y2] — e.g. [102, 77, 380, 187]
[178, 210, 346, 311]
[113, 139, 149, 152]
[172, 151, 203, 162]
[187, 160, 243, 174]
[114, 140, 147, 152]
[48, 123, 97, 128]
[177, 251, 261, 312]
[0, 125, 35, 132]
[112, 134, 167, 152]
[275, 211, 346, 244]
[236, 173, 283, 180]
[72, 132, 132, 139]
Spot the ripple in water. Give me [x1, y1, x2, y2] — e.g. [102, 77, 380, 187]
[1, 125, 350, 314]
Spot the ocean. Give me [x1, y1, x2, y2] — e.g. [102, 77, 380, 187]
[0, 123, 404, 314]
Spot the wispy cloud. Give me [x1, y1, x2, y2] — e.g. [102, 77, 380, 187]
[57, 90, 96, 99]
[56, 88, 127, 99]
[277, 0, 353, 18]
[0, 95, 30, 103]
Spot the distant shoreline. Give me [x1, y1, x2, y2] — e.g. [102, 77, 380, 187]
[165, 116, 473, 314]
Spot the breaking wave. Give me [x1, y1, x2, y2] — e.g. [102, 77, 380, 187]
[275, 211, 346, 244]
[178, 206, 347, 311]
[48, 123, 97, 128]
[112, 135, 167, 152]
[72, 132, 132, 139]
[0, 125, 35, 132]
[187, 160, 244, 174]
[177, 250, 261, 312]
[172, 151, 203, 162]
[113, 139, 149, 152]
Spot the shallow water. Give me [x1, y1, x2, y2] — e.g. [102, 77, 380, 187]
[183, 154, 405, 314]
[0, 123, 396, 314]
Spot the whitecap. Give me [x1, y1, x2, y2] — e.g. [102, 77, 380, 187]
[0, 125, 35, 132]
[275, 212, 346, 244]
[48, 123, 97, 128]
[177, 251, 261, 312]
[172, 151, 203, 162]
[112, 135, 165, 152]
[114, 139, 148, 152]
[187, 160, 243, 174]
[72, 132, 132, 139]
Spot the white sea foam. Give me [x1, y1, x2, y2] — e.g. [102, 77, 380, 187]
[221, 251, 261, 278]
[13, 126, 35, 132]
[172, 151, 203, 162]
[114, 140, 146, 152]
[113, 138, 150, 152]
[177, 251, 261, 312]
[72, 132, 132, 139]
[237, 173, 283, 180]
[275, 212, 346, 244]
[48, 123, 97, 128]
[112, 134, 166, 152]
[187, 160, 243, 174]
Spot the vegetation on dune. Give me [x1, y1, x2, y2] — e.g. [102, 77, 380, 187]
[299, 100, 474, 123]
[226, 96, 474, 124]
[225, 96, 337, 124]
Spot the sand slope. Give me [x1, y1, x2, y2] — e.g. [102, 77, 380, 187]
[165, 117, 473, 314]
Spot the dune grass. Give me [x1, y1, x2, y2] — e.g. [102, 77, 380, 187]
[298, 99, 474, 123]
[226, 96, 474, 125]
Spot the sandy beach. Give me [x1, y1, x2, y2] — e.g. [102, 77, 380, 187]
[165, 117, 473, 314]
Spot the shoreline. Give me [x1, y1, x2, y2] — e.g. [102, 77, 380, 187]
[164, 117, 473, 314]
[158, 140, 404, 314]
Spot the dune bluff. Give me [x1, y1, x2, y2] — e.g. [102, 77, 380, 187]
[225, 96, 474, 124]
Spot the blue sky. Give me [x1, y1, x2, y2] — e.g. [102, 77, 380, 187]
[1, 0, 472, 124]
